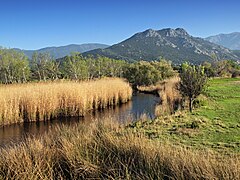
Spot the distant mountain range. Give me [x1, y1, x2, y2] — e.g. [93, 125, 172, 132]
[14, 43, 109, 59]
[5, 29, 240, 64]
[205, 32, 240, 50]
[84, 28, 239, 64]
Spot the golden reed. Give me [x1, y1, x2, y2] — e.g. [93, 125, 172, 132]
[155, 77, 182, 115]
[0, 78, 132, 126]
[0, 120, 239, 179]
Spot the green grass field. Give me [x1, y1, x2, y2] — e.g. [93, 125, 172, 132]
[128, 78, 240, 152]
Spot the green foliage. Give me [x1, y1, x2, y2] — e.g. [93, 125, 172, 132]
[0, 48, 30, 83]
[180, 63, 208, 112]
[202, 60, 240, 78]
[61, 54, 127, 80]
[0, 49, 174, 85]
[123, 61, 160, 87]
[31, 52, 60, 81]
[150, 59, 175, 79]
[62, 53, 88, 80]
[123, 60, 175, 87]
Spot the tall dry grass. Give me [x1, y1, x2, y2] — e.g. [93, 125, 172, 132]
[0, 119, 239, 179]
[137, 77, 182, 116]
[0, 78, 132, 126]
[155, 77, 182, 116]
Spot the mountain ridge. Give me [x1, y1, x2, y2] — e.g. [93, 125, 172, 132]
[14, 43, 109, 59]
[84, 28, 239, 64]
[205, 32, 240, 50]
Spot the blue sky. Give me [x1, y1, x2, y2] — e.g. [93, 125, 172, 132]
[1, 0, 240, 50]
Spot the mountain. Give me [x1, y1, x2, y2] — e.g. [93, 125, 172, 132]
[84, 28, 239, 64]
[233, 50, 240, 57]
[15, 43, 109, 59]
[205, 32, 240, 50]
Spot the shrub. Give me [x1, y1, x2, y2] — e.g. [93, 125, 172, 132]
[179, 63, 208, 112]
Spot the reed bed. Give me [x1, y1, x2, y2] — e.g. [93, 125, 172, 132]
[0, 78, 132, 126]
[155, 77, 182, 116]
[137, 77, 182, 116]
[0, 119, 239, 179]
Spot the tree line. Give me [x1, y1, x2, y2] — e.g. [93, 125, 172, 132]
[0, 49, 127, 83]
[0, 48, 175, 85]
[1, 48, 239, 86]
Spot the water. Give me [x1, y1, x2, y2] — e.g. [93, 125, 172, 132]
[0, 93, 159, 147]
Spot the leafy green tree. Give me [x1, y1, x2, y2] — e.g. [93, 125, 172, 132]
[123, 61, 162, 87]
[150, 60, 175, 79]
[123, 60, 175, 87]
[61, 52, 88, 80]
[94, 56, 126, 78]
[0, 48, 30, 83]
[31, 52, 60, 81]
[202, 61, 215, 77]
[179, 63, 207, 112]
[60, 54, 127, 81]
[202, 60, 240, 78]
[46, 60, 61, 80]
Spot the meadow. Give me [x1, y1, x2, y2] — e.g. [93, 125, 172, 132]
[0, 78, 132, 126]
[129, 78, 240, 152]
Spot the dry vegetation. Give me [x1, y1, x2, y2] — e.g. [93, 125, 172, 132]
[155, 77, 182, 115]
[138, 77, 182, 115]
[0, 119, 239, 179]
[0, 78, 132, 126]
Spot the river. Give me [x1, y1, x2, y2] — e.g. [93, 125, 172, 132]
[0, 93, 159, 147]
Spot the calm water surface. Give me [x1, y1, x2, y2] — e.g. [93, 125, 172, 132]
[0, 93, 159, 147]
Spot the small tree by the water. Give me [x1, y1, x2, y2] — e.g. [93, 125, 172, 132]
[179, 63, 207, 112]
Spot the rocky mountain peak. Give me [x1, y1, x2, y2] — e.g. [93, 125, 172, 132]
[84, 28, 240, 64]
[157, 28, 189, 37]
[143, 29, 161, 38]
[175, 28, 189, 36]
[158, 28, 176, 37]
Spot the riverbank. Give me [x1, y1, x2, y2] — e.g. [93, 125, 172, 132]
[137, 77, 181, 115]
[0, 93, 159, 147]
[129, 78, 240, 152]
[0, 119, 239, 179]
[0, 78, 132, 126]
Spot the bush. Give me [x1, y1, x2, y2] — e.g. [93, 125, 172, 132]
[123, 60, 175, 87]
[179, 63, 208, 112]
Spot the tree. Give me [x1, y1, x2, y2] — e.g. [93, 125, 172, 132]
[123, 60, 175, 88]
[61, 52, 88, 80]
[150, 60, 175, 79]
[31, 52, 60, 81]
[123, 61, 162, 87]
[179, 63, 207, 112]
[202, 61, 215, 77]
[0, 48, 30, 83]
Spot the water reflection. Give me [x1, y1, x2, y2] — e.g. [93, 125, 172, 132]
[0, 93, 159, 147]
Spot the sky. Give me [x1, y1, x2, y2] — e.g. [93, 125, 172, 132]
[1, 0, 240, 50]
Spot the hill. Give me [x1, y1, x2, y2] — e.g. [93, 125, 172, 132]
[84, 28, 239, 64]
[15, 43, 109, 59]
[205, 32, 240, 50]
[233, 50, 240, 57]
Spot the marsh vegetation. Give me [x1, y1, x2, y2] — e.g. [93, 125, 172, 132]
[0, 119, 239, 179]
[0, 78, 132, 126]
